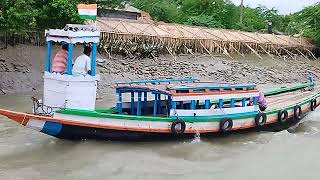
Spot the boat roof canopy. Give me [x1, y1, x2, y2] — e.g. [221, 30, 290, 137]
[45, 24, 100, 44]
[113, 78, 258, 96]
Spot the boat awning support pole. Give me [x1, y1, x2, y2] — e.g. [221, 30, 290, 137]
[143, 92, 147, 115]
[153, 94, 157, 116]
[66, 43, 73, 75]
[116, 90, 122, 114]
[157, 94, 161, 114]
[167, 96, 172, 116]
[131, 92, 135, 115]
[137, 92, 142, 116]
[191, 100, 196, 110]
[205, 100, 210, 109]
[218, 99, 223, 108]
[253, 97, 257, 105]
[91, 43, 97, 76]
[242, 98, 246, 107]
[230, 98, 235, 108]
[45, 41, 52, 72]
[172, 101, 176, 109]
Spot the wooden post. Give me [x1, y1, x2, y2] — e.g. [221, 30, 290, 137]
[259, 44, 274, 60]
[296, 48, 309, 60]
[205, 40, 233, 59]
[304, 48, 317, 60]
[166, 47, 176, 61]
[271, 45, 281, 57]
[280, 47, 294, 59]
[231, 43, 245, 58]
[245, 43, 263, 59]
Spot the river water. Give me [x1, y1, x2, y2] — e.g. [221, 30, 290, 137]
[0, 93, 320, 180]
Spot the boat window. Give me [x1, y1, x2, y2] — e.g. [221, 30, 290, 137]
[193, 89, 206, 93]
[223, 88, 232, 91]
[176, 90, 190, 93]
[196, 100, 206, 109]
[209, 89, 220, 92]
[235, 87, 244, 91]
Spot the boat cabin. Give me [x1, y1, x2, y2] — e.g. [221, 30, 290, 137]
[113, 79, 261, 119]
[43, 24, 100, 111]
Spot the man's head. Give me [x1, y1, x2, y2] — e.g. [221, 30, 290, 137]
[84, 46, 92, 56]
[62, 44, 68, 51]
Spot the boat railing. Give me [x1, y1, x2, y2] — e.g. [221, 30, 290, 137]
[114, 78, 198, 86]
[169, 83, 257, 93]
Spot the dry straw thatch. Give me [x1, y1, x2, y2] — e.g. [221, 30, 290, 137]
[93, 18, 318, 60]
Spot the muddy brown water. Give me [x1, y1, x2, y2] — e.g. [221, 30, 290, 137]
[0, 92, 320, 180]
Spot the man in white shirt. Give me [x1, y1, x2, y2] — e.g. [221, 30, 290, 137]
[73, 46, 92, 76]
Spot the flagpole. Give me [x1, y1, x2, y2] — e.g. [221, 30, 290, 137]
[240, 0, 244, 24]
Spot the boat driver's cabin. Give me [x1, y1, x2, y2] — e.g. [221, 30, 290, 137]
[43, 24, 100, 111]
[113, 79, 261, 119]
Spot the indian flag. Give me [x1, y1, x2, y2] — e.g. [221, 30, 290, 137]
[77, 4, 97, 20]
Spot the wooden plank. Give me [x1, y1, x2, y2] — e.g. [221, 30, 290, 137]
[280, 47, 294, 59]
[259, 44, 274, 60]
[304, 48, 317, 60]
[296, 48, 309, 60]
[245, 43, 263, 59]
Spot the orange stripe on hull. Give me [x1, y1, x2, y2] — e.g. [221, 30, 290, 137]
[0, 102, 316, 134]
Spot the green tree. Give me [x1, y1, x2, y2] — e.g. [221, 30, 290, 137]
[36, 0, 82, 30]
[1, 0, 38, 33]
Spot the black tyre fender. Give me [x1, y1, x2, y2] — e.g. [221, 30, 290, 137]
[255, 112, 267, 126]
[293, 105, 302, 121]
[171, 119, 186, 135]
[219, 118, 233, 132]
[311, 99, 317, 111]
[277, 110, 288, 123]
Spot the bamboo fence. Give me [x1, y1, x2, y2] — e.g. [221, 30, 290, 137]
[93, 18, 318, 60]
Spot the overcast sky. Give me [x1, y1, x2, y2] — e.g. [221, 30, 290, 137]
[231, 0, 319, 14]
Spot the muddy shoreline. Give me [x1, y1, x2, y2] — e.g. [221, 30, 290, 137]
[0, 45, 319, 95]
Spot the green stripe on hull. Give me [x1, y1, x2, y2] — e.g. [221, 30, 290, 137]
[264, 82, 314, 96]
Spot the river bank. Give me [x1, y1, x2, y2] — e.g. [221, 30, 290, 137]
[0, 45, 319, 95]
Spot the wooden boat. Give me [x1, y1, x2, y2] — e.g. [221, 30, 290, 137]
[0, 24, 319, 141]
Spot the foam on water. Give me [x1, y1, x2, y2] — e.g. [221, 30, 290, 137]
[190, 132, 201, 143]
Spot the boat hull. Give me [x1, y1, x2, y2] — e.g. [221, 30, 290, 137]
[41, 116, 302, 141]
[0, 90, 319, 141]
[0, 110, 313, 141]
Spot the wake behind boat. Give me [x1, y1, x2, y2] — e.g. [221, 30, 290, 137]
[0, 24, 319, 141]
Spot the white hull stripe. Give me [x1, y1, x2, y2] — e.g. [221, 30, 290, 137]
[172, 92, 260, 101]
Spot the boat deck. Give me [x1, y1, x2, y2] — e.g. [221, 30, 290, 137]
[266, 86, 320, 110]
